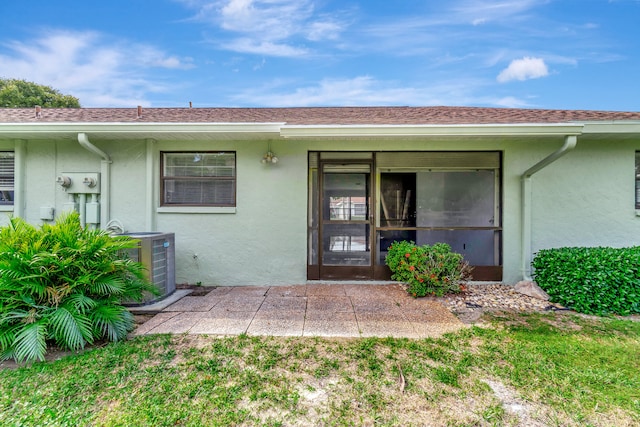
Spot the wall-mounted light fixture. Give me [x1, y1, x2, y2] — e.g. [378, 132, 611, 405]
[261, 142, 278, 164]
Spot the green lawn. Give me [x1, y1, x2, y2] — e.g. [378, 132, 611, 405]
[1, 312, 638, 426]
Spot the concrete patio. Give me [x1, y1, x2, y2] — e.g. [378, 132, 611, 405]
[132, 283, 466, 338]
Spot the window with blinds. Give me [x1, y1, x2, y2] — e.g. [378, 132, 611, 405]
[0, 152, 14, 206]
[636, 152, 640, 209]
[161, 152, 236, 206]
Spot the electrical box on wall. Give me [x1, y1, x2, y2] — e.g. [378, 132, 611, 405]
[85, 201, 100, 224]
[56, 173, 101, 194]
[40, 206, 55, 221]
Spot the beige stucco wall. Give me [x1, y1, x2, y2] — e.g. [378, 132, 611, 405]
[2, 134, 639, 285]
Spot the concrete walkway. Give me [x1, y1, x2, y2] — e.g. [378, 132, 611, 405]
[133, 283, 465, 338]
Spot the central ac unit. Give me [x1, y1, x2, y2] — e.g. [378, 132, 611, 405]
[120, 232, 176, 306]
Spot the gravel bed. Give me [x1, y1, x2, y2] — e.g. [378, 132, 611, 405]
[436, 283, 566, 324]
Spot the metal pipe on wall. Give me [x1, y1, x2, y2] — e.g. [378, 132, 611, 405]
[521, 134, 578, 281]
[77, 133, 111, 229]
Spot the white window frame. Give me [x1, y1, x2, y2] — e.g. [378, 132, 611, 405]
[160, 151, 236, 208]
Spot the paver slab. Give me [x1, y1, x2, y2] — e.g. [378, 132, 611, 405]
[163, 296, 218, 312]
[259, 296, 307, 312]
[215, 295, 266, 311]
[306, 295, 353, 312]
[306, 284, 346, 296]
[303, 311, 360, 337]
[190, 311, 255, 335]
[247, 310, 305, 336]
[146, 312, 206, 334]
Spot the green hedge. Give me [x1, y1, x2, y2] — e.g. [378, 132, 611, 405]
[533, 247, 640, 315]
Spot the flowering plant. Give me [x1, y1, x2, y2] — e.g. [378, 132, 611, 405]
[385, 240, 472, 297]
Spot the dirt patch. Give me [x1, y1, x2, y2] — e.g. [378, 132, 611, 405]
[483, 379, 549, 427]
[133, 314, 155, 324]
[176, 283, 212, 296]
[0, 342, 107, 370]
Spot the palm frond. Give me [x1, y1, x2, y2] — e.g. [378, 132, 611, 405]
[65, 293, 97, 314]
[49, 307, 92, 350]
[0, 309, 37, 324]
[0, 324, 19, 358]
[91, 304, 134, 342]
[13, 321, 47, 363]
[88, 278, 127, 297]
[0, 347, 16, 361]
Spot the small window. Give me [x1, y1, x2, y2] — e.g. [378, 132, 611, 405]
[636, 152, 640, 209]
[0, 152, 14, 206]
[161, 152, 236, 206]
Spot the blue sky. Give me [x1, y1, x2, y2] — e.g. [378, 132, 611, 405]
[0, 0, 638, 110]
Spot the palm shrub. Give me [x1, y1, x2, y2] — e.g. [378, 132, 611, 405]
[0, 213, 157, 362]
[385, 240, 472, 297]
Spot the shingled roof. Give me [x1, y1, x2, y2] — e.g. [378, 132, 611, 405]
[1, 106, 640, 125]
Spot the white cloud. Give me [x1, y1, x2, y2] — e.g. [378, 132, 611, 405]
[230, 76, 488, 107]
[222, 38, 308, 57]
[0, 30, 193, 106]
[453, 0, 544, 25]
[180, 0, 348, 56]
[493, 96, 533, 108]
[306, 21, 343, 41]
[497, 57, 549, 82]
[219, 0, 308, 39]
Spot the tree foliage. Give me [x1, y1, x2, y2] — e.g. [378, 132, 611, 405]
[0, 78, 80, 108]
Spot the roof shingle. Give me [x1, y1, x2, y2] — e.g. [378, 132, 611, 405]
[1, 106, 639, 125]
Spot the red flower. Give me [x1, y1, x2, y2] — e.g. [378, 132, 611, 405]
[419, 278, 424, 283]
[405, 253, 411, 258]
[409, 266, 415, 271]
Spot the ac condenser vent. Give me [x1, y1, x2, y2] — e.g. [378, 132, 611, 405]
[120, 232, 176, 306]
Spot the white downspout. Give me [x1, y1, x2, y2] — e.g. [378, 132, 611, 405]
[77, 133, 111, 229]
[145, 138, 156, 231]
[521, 134, 578, 281]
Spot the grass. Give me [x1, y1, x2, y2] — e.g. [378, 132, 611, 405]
[0, 312, 638, 426]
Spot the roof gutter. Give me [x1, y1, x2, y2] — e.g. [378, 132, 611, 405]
[280, 123, 585, 138]
[521, 134, 579, 281]
[1, 122, 285, 135]
[78, 133, 112, 229]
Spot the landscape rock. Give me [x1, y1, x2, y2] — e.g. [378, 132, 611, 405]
[439, 283, 554, 317]
[514, 280, 550, 301]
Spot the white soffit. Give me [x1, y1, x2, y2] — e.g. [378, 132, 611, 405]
[280, 123, 585, 138]
[581, 122, 640, 134]
[0, 122, 285, 140]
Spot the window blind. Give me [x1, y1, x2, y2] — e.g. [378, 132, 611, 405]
[161, 152, 236, 206]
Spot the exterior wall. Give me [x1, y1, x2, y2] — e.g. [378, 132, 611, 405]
[2, 133, 639, 286]
[152, 139, 309, 286]
[530, 139, 640, 251]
